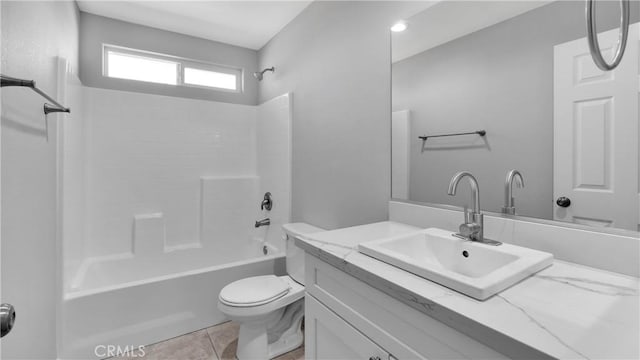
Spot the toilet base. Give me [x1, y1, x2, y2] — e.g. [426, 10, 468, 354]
[236, 299, 305, 360]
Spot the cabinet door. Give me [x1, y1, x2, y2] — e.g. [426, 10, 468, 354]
[305, 295, 390, 360]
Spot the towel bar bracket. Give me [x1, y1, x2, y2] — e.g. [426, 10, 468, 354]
[1, 74, 70, 115]
[44, 104, 70, 115]
[0, 77, 35, 88]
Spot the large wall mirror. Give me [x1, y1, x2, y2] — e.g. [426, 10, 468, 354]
[391, 0, 640, 232]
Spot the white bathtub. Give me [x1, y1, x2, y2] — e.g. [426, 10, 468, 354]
[60, 242, 284, 359]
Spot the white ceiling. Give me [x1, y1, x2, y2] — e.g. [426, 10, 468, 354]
[77, 1, 313, 50]
[392, 1, 553, 63]
[77, 1, 552, 58]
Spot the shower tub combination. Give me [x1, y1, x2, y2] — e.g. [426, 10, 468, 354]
[56, 64, 293, 359]
[59, 172, 290, 359]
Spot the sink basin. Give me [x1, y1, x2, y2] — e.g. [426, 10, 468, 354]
[358, 228, 553, 300]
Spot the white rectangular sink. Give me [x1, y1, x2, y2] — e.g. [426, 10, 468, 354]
[358, 228, 553, 300]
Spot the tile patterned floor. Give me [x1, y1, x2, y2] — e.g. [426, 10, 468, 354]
[116, 321, 304, 360]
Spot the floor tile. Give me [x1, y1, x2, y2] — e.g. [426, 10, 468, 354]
[206, 321, 240, 360]
[113, 321, 304, 360]
[273, 345, 305, 360]
[206, 321, 304, 360]
[117, 329, 217, 360]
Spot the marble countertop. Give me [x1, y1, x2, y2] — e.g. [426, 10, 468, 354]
[297, 221, 639, 360]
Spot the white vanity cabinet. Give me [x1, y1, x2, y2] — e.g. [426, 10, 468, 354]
[306, 295, 392, 360]
[304, 253, 509, 360]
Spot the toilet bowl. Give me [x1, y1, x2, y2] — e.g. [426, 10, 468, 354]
[217, 223, 324, 360]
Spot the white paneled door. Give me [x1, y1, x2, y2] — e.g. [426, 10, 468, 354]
[553, 23, 639, 231]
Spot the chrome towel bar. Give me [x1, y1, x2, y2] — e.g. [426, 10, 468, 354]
[1, 74, 71, 115]
[418, 130, 486, 141]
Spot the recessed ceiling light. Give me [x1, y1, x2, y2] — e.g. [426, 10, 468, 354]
[391, 21, 407, 32]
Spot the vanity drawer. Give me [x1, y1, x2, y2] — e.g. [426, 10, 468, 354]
[305, 253, 508, 360]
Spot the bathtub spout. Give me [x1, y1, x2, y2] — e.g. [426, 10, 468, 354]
[255, 218, 270, 228]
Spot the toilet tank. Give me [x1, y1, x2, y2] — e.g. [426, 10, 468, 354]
[282, 223, 324, 285]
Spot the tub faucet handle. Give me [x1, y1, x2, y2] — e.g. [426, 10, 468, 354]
[1, 303, 16, 338]
[261, 192, 273, 211]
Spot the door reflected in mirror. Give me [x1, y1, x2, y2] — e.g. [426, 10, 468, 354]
[391, 0, 640, 232]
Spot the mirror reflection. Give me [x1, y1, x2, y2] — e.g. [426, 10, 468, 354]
[391, 0, 639, 232]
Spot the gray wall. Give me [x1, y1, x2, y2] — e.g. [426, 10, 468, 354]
[80, 12, 259, 105]
[259, 1, 418, 230]
[393, 0, 639, 220]
[1, 1, 80, 358]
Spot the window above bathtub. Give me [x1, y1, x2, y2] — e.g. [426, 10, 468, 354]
[103, 45, 242, 93]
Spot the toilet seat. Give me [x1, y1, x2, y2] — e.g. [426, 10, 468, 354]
[219, 275, 290, 307]
[218, 276, 305, 319]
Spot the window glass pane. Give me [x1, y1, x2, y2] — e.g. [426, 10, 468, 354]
[184, 67, 237, 90]
[107, 51, 178, 85]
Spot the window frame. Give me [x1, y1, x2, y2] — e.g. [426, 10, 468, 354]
[102, 44, 243, 94]
[181, 60, 242, 93]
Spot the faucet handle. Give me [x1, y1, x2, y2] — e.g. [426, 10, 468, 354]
[463, 205, 473, 224]
[261, 192, 273, 211]
[458, 223, 481, 239]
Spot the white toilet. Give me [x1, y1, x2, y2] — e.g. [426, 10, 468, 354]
[218, 223, 323, 360]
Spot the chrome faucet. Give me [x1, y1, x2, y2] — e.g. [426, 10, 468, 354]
[255, 218, 270, 228]
[502, 170, 524, 215]
[447, 171, 501, 246]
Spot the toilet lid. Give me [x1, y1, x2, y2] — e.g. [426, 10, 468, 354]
[219, 275, 290, 307]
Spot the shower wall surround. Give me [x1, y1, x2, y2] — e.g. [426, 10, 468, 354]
[83, 88, 256, 256]
[256, 94, 292, 248]
[62, 88, 293, 294]
[60, 59, 88, 293]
